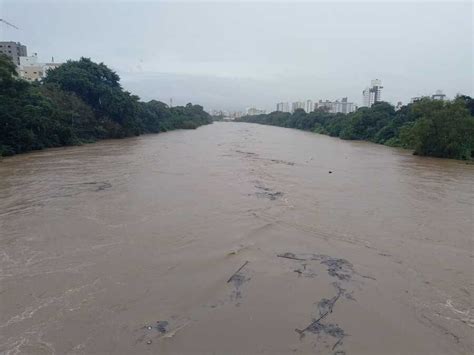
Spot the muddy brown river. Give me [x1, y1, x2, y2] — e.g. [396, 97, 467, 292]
[0, 122, 472, 354]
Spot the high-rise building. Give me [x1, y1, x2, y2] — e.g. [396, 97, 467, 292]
[0, 41, 27, 65]
[305, 100, 314, 113]
[291, 101, 305, 113]
[362, 79, 383, 107]
[371, 79, 383, 103]
[362, 88, 371, 107]
[315, 100, 333, 112]
[276, 102, 290, 112]
[314, 98, 356, 114]
[246, 107, 266, 115]
[340, 97, 356, 114]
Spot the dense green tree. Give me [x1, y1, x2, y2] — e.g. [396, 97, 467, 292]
[400, 100, 473, 159]
[339, 102, 395, 141]
[237, 97, 473, 160]
[455, 95, 474, 116]
[44, 58, 142, 137]
[0, 56, 212, 156]
[40, 83, 100, 140]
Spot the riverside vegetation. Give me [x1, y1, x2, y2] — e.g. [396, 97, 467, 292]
[0, 55, 212, 156]
[236, 97, 474, 160]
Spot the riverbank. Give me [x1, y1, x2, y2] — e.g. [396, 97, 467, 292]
[0, 126, 211, 162]
[0, 55, 212, 157]
[236, 97, 474, 161]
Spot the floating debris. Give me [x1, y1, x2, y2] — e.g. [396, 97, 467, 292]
[227, 261, 251, 303]
[296, 283, 347, 351]
[253, 182, 284, 201]
[277, 252, 307, 261]
[269, 159, 295, 166]
[280, 253, 357, 282]
[227, 244, 253, 257]
[235, 150, 257, 157]
[81, 181, 112, 191]
[161, 321, 191, 339]
[294, 263, 317, 278]
[278, 253, 355, 352]
[227, 261, 249, 283]
[307, 322, 345, 338]
[318, 257, 353, 281]
[256, 191, 283, 200]
[278, 253, 355, 281]
[156, 321, 169, 334]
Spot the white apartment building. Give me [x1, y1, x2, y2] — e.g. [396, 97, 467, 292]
[18, 54, 62, 81]
[362, 79, 383, 107]
[315, 98, 356, 114]
[276, 98, 355, 115]
[291, 101, 305, 113]
[246, 107, 266, 115]
[339, 97, 356, 114]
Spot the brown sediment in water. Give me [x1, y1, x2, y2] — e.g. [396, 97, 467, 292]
[0, 122, 473, 354]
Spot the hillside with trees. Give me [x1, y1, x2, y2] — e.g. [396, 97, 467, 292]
[0, 55, 212, 156]
[236, 98, 474, 160]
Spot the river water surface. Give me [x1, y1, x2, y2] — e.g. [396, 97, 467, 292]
[0, 122, 473, 354]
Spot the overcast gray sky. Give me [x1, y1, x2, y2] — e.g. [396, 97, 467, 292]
[1, 0, 472, 111]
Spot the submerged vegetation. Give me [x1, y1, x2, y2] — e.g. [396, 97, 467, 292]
[236, 98, 474, 160]
[0, 55, 212, 156]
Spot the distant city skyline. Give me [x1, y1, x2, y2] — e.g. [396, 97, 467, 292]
[0, 39, 457, 114]
[1, 1, 472, 112]
[210, 86, 450, 116]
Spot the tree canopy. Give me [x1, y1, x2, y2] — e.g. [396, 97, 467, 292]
[0, 56, 212, 156]
[237, 98, 474, 160]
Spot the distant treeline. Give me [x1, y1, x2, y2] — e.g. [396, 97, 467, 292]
[0, 55, 212, 156]
[236, 98, 474, 160]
